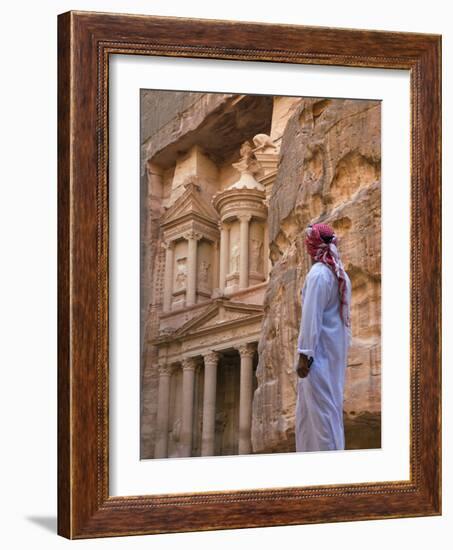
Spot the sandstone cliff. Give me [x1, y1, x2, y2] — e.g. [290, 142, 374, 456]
[252, 98, 381, 452]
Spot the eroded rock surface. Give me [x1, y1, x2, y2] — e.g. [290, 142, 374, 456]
[253, 98, 381, 452]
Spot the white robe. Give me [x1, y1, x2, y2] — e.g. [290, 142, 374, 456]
[294, 261, 352, 452]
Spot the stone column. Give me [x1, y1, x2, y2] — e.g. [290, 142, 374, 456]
[201, 350, 220, 456]
[180, 356, 198, 457]
[154, 362, 174, 458]
[218, 221, 230, 291]
[237, 343, 255, 454]
[263, 222, 270, 280]
[163, 240, 175, 312]
[212, 239, 220, 293]
[238, 214, 251, 289]
[185, 231, 201, 307]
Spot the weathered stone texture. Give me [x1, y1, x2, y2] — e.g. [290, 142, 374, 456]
[141, 91, 207, 145]
[253, 98, 381, 452]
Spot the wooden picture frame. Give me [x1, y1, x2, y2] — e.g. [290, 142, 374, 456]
[57, 10, 441, 539]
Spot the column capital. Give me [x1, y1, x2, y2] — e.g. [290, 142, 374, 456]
[158, 362, 175, 377]
[183, 229, 203, 242]
[162, 239, 176, 251]
[202, 350, 220, 367]
[181, 356, 199, 372]
[236, 342, 256, 358]
[237, 213, 252, 224]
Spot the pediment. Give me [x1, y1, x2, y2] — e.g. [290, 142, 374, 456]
[174, 299, 263, 338]
[162, 182, 218, 226]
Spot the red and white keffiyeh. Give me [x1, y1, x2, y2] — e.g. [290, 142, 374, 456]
[305, 223, 351, 327]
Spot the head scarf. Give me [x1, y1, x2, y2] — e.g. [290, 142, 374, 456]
[305, 223, 351, 327]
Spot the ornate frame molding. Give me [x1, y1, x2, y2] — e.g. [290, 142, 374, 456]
[58, 10, 441, 538]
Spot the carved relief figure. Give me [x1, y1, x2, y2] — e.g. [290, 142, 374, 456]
[230, 242, 240, 273]
[175, 258, 187, 289]
[250, 238, 264, 272]
[252, 133, 278, 153]
[169, 417, 181, 443]
[240, 141, 254, 158]
[232, 140, 261, 177]
[199, 260, 211, 287]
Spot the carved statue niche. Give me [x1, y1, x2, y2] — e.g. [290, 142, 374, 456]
[169, 417, 181, 443]
[250, 238, 264, 273]
[175, 257, 187, 289]
[198, 259, 211, 288]
[230, 241, 240, 273]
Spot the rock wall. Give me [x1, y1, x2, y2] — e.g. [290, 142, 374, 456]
[252, 98, 381, 452]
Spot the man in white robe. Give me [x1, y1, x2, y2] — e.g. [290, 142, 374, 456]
[294, 223, 352, 452]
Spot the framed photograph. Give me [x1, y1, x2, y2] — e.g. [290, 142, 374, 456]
[58, 10, 441, 539]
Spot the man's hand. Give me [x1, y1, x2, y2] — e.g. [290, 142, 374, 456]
[296, 353, 311, 378]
